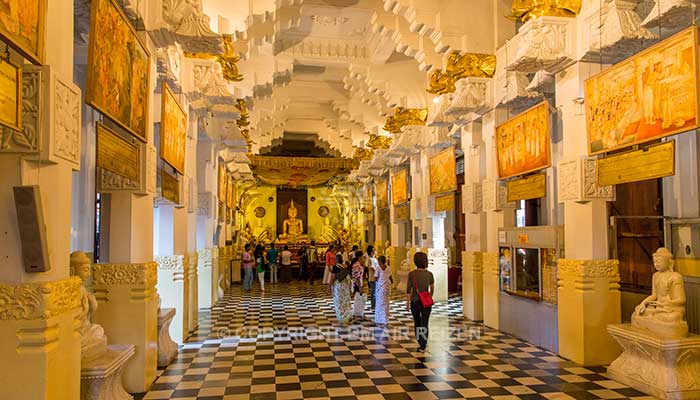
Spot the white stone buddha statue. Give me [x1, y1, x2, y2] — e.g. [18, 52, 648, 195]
[71, 251, 108, 361]
[279, 200, 308, 242]
[399, 241, 414, 272]
[631, 247, 688, 338]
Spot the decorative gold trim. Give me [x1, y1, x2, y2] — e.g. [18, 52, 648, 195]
[383, 107, 428, 134]
[249, 155, 359, 169]
[366, 134, 392, 150]
[0, 277, 81, 320]
[93, 262, 158, 286]
[509, 0, 581, 23]
[427, 52, 496, 95]
[185, 35, 243, 82]
[352, 147, 374, 161]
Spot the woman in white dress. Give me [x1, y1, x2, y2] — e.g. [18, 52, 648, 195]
[374, 255, 392, 326]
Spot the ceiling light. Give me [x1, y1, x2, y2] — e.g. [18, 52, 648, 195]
[432, 97, 441, 104]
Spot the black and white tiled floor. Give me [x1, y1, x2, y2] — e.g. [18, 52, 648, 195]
[140, 281, 651, 400]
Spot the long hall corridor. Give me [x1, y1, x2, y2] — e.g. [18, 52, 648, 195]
[140, 283, 651, 400]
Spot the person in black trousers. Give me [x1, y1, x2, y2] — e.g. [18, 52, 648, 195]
[406, 252, 434, 352]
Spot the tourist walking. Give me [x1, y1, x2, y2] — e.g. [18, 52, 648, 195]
[374, 255, 392, 326]
[267, 243, 279, 284]
[255, 244, 266, 292]
[407, 252, 434, 352]
[323, 244, 335, 284]
[366, 245, 378, 309]
[328, 254, 352, 324]
[242, 243, 254, 291]
[280, 245, 292, 283]
[351, 251, 366, 319]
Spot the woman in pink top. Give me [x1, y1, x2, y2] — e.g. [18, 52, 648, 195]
[242, 243, 254, 291]
[323, 244, 335, 284]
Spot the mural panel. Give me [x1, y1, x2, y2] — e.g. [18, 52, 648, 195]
[391, 169, 409, 205]
[0, 0, 46, 64]
[429, 146, 457, 195]
[160, 82, 187, 174]
[376, 177, 388, 209]
[496, 101, 551, 179]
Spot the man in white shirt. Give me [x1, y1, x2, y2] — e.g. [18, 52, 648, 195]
[280, 245, 292, 283]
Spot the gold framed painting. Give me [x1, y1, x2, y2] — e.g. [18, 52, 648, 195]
[160, 82, 187, 174]
[376, 178, 388, 209]
[391, 169, 409, 205]
[0, 0, 46, 65]
[496, 101, 551, 179]
[86, 0, 150, 142]
[0, 56, 21, 131]
[161, 170, 180, 204]
[217, 159, 226, 203]
[429, 146, 457, 195]
[96, 122, 140, 182]
[585, 26, 699, 155]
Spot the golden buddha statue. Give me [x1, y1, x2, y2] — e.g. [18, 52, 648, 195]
[279, 200, 308, 242]
[510, 0, 581, 23]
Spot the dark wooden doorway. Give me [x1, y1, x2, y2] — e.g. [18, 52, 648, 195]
[610, 179, 664, 291]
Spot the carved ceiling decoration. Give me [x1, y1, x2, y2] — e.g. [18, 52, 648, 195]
[427, 52, 497, 95]
[249, 156, 359, 187]
[366, 134, 392, 150]
[383, 108, 429, 134]
[509, 0, 582, 22]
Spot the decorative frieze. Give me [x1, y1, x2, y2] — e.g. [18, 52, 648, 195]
[482, 252, 499, 277]
[444, 78, 492, 122]
[504, 16, 576, 74]
[156, 255, 190, 283]
[158, 0, 224, 54]
[494, 70, 542, 109]
[482, 179, 514, 211]
[558, 258, 620, 279]
[642, 0, 700, 31]
[0, 277, 81, 320]
[0, 67, 41, 153]
[93, 262, 158, 287]
[463, 182, 483, 214]
[558, 158, 615, 203]
[580, 0, 657, 64]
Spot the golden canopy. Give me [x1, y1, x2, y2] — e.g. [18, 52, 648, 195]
[249, 156, 359, 187]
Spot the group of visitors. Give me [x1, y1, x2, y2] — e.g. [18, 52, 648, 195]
[241, 241, 435, 351]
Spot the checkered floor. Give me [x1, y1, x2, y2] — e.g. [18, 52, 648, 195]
[139, 281, 652, 400]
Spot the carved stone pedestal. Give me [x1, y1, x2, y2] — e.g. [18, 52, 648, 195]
[607, 324, 700, 400]
[80, 344, 135, 400]
[428, 248, 449, 302]
[396, 269, 409, 293]
[157, 308, 178, 368]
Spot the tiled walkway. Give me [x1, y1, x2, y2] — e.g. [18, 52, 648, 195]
[140, 281, 651, 400]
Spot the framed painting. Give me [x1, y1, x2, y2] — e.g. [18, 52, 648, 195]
[161, 170, 180, 204]
[585, 26, 699, 155]
[496, 101, 551, 179]
[96, 122, 140, 182]
[217, 159, 226, 203]
[391, 169, 409, 205]
[0, 0, 46, 65]
[160, 82, 187, 174]
[86, 0, 150, 142]
[376, 178, 388, 209]
[0, 56, 21, 131]
[429, 146, 457, 195]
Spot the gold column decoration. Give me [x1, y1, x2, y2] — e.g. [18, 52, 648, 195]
[383, 107, 429, 134]
[366, 134, 392, 150]
[427, 51, 497, 95]
[509, 0, 581, 23]
[184, 34, 243, 82]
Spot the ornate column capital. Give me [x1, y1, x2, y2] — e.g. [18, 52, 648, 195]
[0, 277, 81, 320]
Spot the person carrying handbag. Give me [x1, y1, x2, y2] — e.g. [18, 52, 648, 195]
[406, 252, 434, 352]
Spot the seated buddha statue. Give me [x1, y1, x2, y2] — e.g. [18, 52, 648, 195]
[631, 247, 689, 338]
[279, 200, 308, 242]
[71, 251, 108, 362]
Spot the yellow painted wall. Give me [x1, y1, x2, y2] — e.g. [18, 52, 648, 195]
[308, 187, 341, 243]
[244, 186, 277, 240]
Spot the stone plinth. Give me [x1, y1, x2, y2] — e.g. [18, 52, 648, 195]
[396, 269, 410, 293]
[558, 259, 621, 366]
[157, 308, 178, 368]
[80, 344, 135, 400]
[197, 248, 218, 309]
[462, 251, 484, 321]
[482, 252, 499, 329]
[156, 255, 190, 344]
[0, 277, 82, 400]
[92, 263, 158, 393]
[608, 324, 700, 400]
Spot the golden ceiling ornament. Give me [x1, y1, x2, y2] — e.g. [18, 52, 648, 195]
[383, 107, 429, 134]
[235, 99, 250, 128]
[366, 134, 392, 150]
[184, 35, 243, 82]
[509, 0, 581, 23]
[426, 52, 496, 95]
[353, 147, 374, 161]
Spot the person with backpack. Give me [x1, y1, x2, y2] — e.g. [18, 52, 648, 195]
[328, 254, 352, 324]
[406, 252, 434, 352]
